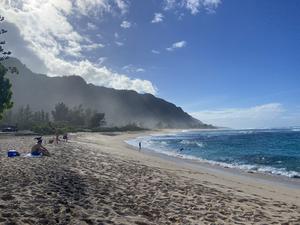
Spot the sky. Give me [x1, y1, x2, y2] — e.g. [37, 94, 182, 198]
[0, 0, 300, 128]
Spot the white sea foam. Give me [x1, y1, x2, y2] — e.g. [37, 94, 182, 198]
[180, 140, 205, 148]
[238, 130, 254, 134]
[292, 128, 300, 132]
[174, 152, 300, 178]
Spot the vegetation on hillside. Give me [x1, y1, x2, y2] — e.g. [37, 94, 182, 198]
[0, 16, 14, 120]
[0, 64, 13, 120]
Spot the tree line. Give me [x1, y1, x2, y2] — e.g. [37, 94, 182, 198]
[0, 102, 106, 134]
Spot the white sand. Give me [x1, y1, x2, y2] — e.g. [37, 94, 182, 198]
[0, 131, 299, 225]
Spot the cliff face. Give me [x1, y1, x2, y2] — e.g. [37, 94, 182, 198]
[2, 58, 210, 129]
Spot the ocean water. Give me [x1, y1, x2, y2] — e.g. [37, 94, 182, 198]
[126, 129, 300, 178]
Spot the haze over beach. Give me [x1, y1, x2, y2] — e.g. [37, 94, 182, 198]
[0, 0, 300, 225]
[1, 0, 300, 129]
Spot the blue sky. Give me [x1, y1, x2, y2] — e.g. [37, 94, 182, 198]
[1, 0, 300, 128]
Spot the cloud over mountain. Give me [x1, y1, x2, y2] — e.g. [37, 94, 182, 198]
[0, 0, 156, 94]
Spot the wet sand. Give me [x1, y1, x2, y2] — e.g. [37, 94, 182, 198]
[0, 132, 299, 225]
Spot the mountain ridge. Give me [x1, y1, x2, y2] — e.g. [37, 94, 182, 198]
[1, 58, 213, 129]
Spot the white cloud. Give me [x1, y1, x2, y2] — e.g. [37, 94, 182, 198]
[74, 0, 127, 16]
[201, 0, 221, 13]
[96, 34, 103, 39]
[114, 0, 129, 14]
[164, 0, 221, 14]
[47, 57, 154, 93]
[82, 43, 105, 51]
[115, 41, 124, 46]
[123, 64, 145, 73]
[74, 0, 111, 16]
[185, 0, 202, 14]
[151, 13, 164, 23]
[151, 50, 160, 54]
[136, 68, 145, 72]
[87, 22, 97, 30]
[120, 20, 131, 29]
[0, 0, 156, 94]
[164, 0, 177, 10]
[191, 103, 289, 129]
[166, 40, 187, 51]
[97, 57, 107, 65]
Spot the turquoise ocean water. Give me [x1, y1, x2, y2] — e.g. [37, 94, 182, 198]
[127, 128, 300, 178]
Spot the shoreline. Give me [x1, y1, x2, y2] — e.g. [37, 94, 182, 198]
[125, 130, 300, 187]
[73, 131, 300, 206]
[125, 141, 300, 190]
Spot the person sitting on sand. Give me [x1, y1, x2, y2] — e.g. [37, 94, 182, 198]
[31, 138, 51, 156]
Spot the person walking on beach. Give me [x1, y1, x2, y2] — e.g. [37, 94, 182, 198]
[63, 133, 68, 142]
[139, 141, 142, 151]
[55, 130, 60, 144]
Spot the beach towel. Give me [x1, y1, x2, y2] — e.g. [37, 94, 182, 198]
[24, 153, 43, 158]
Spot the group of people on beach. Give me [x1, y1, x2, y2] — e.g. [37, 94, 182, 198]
[30, 132, 68, 157]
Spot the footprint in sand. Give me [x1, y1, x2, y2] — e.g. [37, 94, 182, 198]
[1, 194, 15, 201]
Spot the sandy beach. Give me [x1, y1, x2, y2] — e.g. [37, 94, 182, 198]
[0, 131, 299, 225]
